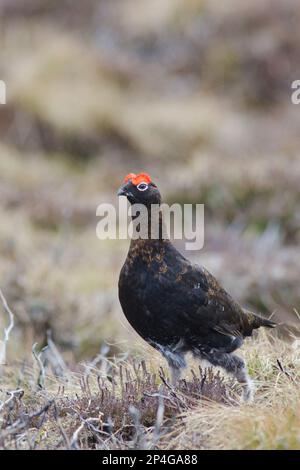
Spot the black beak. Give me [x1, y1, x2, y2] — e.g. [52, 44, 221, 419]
[117, 184, 129, 197]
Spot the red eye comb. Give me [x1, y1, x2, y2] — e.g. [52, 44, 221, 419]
[124, 173, 136, 183]
[123, 173, 152, 186]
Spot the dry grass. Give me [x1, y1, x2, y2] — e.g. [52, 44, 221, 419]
[169, 332, 300, 450]
[0, 343, 233, 450]
[1, 332, 299, 450]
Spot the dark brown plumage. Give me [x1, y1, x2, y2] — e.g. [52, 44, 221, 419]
[118, 173, 276, 401]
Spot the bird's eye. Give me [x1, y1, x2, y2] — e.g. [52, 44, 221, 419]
[137, 182, 148, 191]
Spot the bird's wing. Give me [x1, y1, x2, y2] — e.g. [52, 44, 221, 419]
[179, 264, 248, 336]
[142, 243, 264, 340]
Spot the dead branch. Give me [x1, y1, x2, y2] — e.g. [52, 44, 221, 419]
[152, 386, 165, 448]
[0, 389, 24, 413]
[129, 405, 147, 450]
[32, 343, 46, 389]
[70, 417, 101, 449]
[45, 330, 67, 377]
[0, 288, 15, 365]
[0, 399, 54, 441]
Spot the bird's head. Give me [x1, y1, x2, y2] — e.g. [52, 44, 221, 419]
[117, 173, 161, 206]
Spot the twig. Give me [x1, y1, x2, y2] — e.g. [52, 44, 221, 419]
[152, 386, 165, 448]
[70, 422, 85, 449]
[276, 359, 295, 382]
[1, 400, 54, 439]
[84, 344, 110, 381]
[143, 391, 177, 406]
[129, 405, 147, 450]
[293, 308, 300, 322]
[53, 403, 71, 449]
[0, 288, 15, 365]
[158, 368, 187, 408]
[0, 389, 24, 412]
[32, 343, 46, 389]
[70, 417, 101, 449]
[45, 330, 67, 377]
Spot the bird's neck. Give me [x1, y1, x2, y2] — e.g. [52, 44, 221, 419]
[128, 236, 170, 266]
[130, 206, 168, 242]
[128, 207, 170, 259]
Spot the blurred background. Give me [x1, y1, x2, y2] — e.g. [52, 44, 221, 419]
[0, 0, 300, 362]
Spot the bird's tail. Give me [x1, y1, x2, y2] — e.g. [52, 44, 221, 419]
[245, 309, 277, 330]
[255, 316, 277, 329]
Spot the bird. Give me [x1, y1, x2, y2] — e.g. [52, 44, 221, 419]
[117, 172, 276, 401]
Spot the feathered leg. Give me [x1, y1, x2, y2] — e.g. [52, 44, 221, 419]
[154, 341, 187, 387]
[197, 348, 254, 402]
[169, 364, 183, 386]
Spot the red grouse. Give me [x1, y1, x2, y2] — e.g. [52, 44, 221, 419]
[118, 173, 275, 401]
